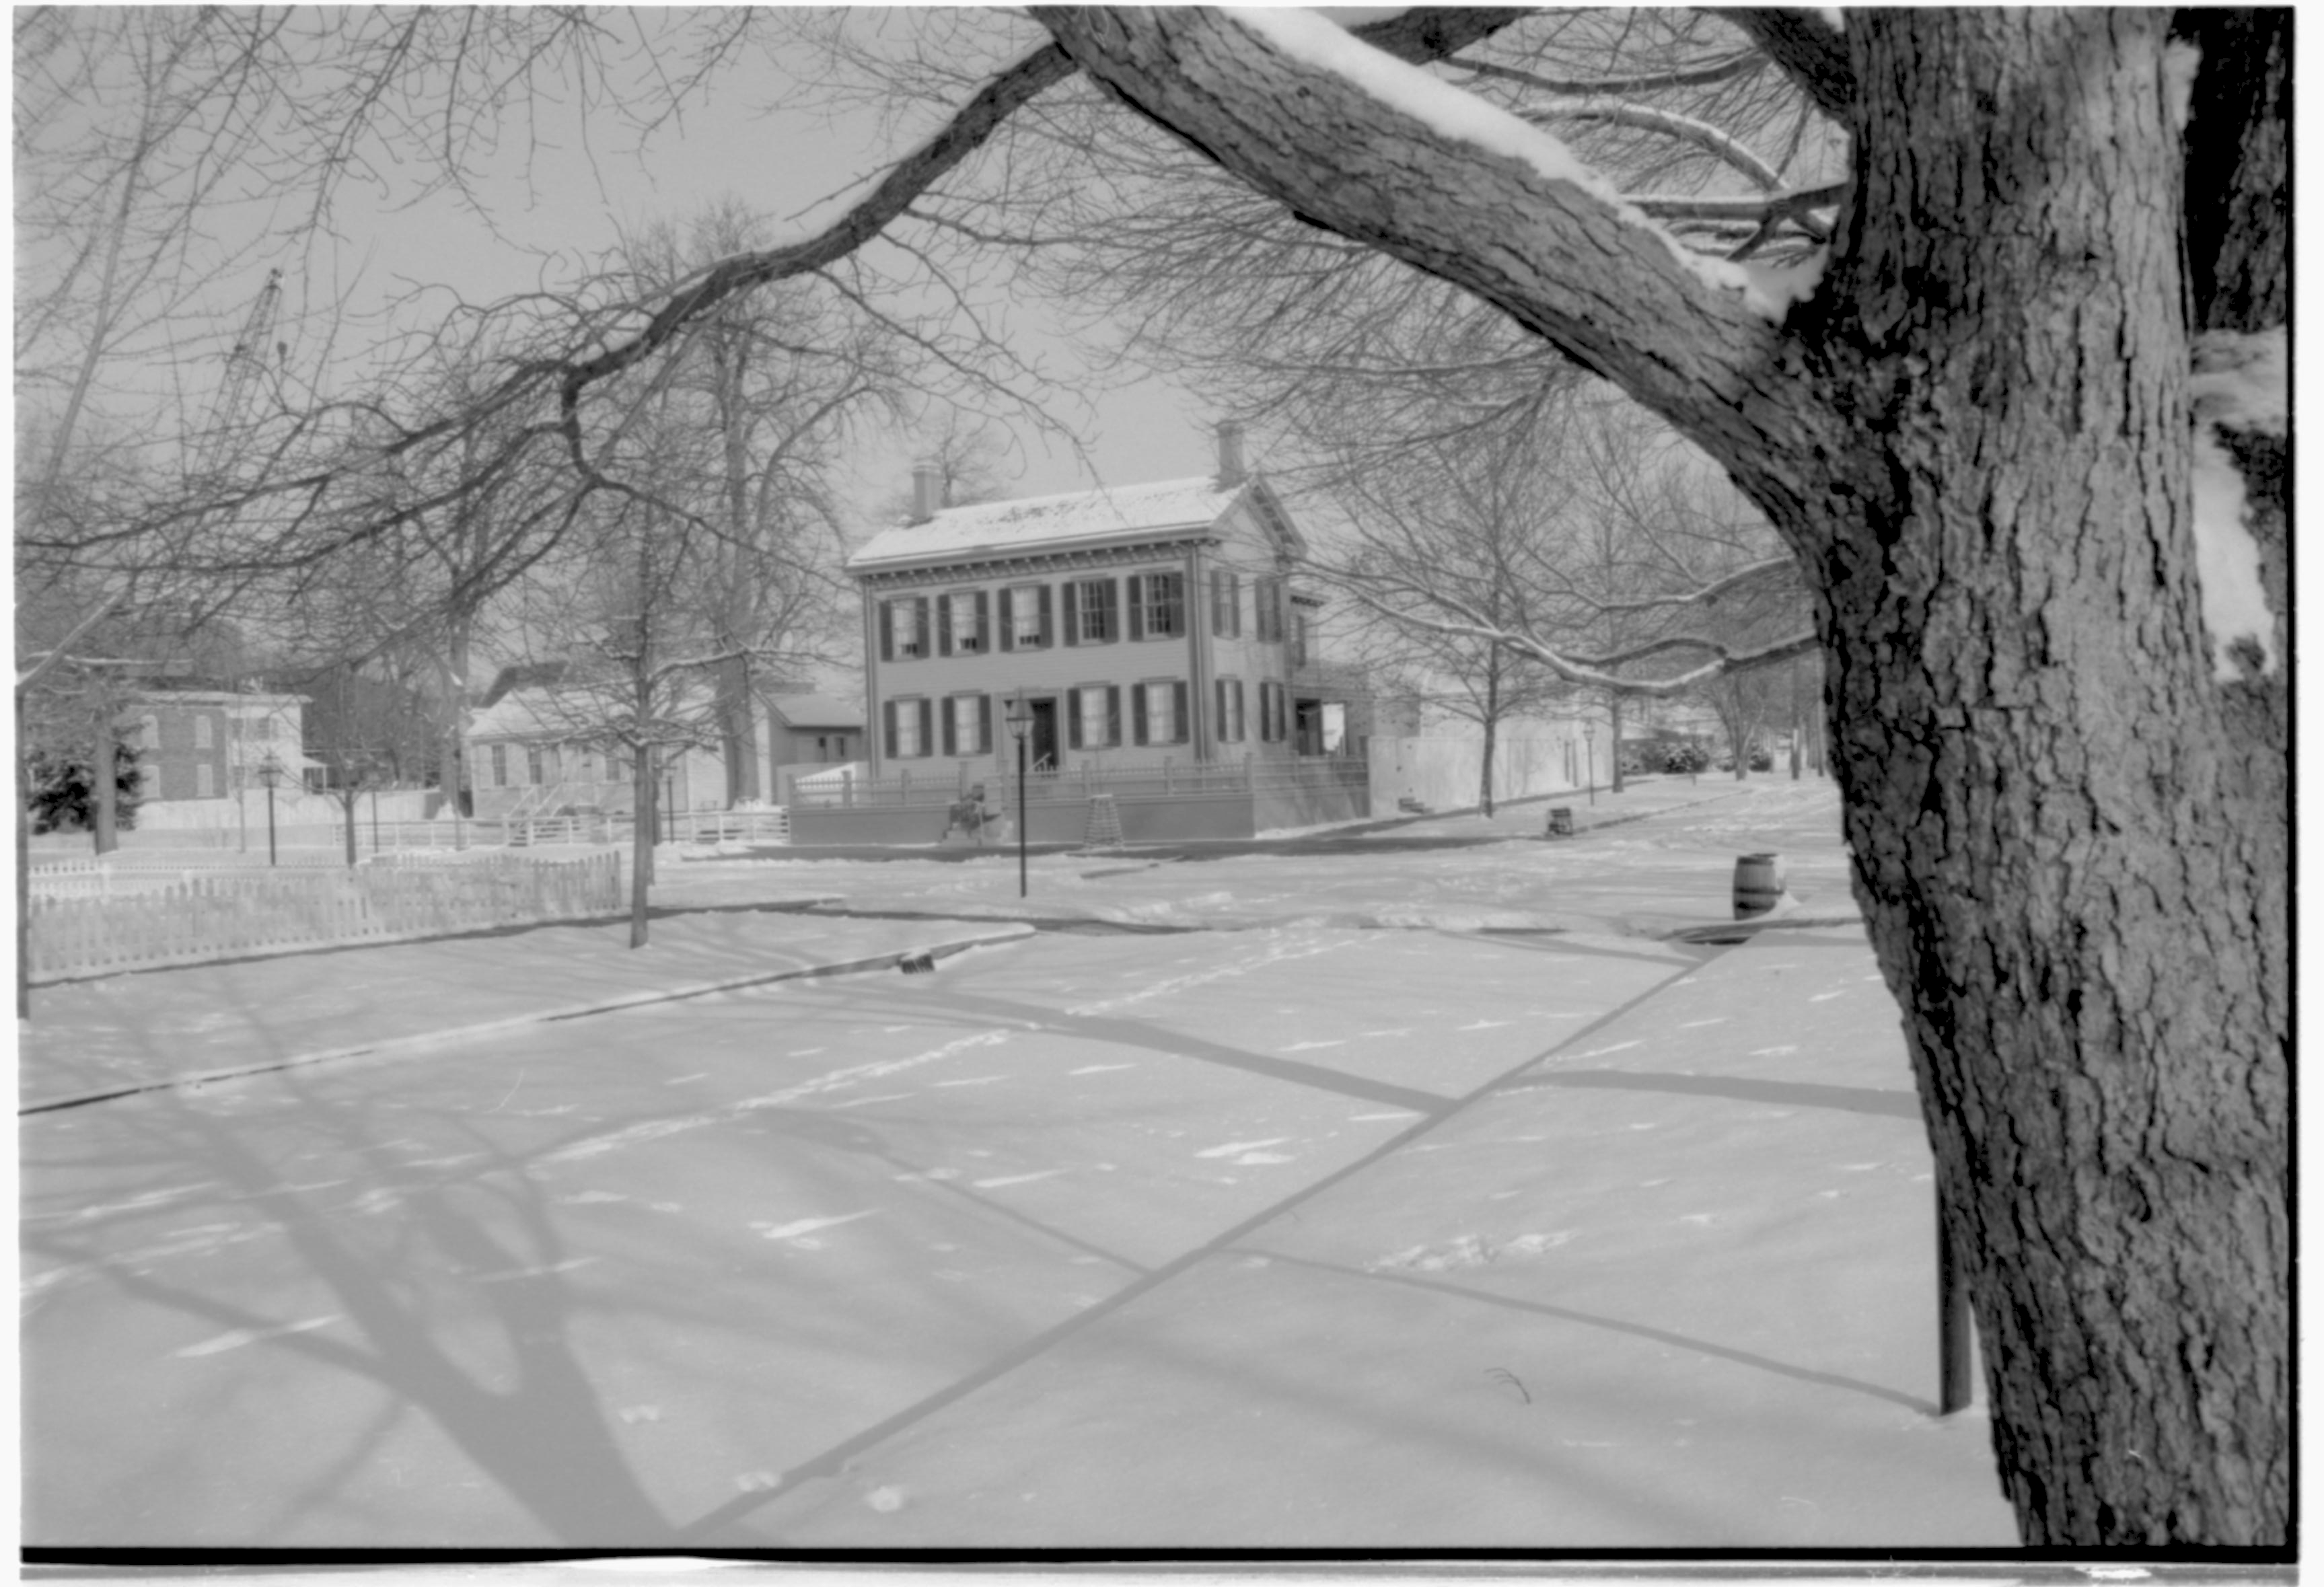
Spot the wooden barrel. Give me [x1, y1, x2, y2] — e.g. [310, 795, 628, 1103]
[1733, 852, 1786, 920]
[1546, 807, 1574, 837]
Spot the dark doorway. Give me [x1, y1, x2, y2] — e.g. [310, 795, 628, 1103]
[1028, 698, 1059, 771]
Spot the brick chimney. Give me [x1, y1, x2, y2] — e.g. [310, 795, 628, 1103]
[1215, 420, 1246, 486]
[910, 459, 943, 524]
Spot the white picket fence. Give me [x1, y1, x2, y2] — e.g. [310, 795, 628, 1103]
[25, 852, 625, 983]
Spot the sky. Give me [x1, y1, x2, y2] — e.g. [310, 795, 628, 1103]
[268, 15, 1222, 521]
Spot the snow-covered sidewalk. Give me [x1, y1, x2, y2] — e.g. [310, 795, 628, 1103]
[17, 906, 1034, 1112]
[723, 922, 2016, 1547]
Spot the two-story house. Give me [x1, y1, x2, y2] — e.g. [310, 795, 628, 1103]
[847, 423, 1360, 785]
[124, 683, 320, 802]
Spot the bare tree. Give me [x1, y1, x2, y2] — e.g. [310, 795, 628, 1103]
[13, 6, 2287, 1541]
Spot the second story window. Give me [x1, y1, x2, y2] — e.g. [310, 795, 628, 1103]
[491, 744, 509, 787]
[1063, 577, 1118, 645]
[939, 590, 989, 656]
[1211, 570, 1241, 637]
[194, 714, 213, 749]
[526, 745, 545, 785]
[1127, 572, 1186, 640]
[1000, 584, 1051, 650]
[1292, 613, 1311, 669]
[1255, 577, 1286, 643]
[880, 595, 932, 661]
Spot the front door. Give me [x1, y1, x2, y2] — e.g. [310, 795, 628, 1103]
[1028, 698, 1059, 772]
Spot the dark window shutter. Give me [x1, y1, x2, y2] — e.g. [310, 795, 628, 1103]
[1099, 579, 1119, 642]
[1066, 688, 1084, 749]
[1105, 686, 1122, 746]
[1037, 584, 1052, 647]
[941, 697, 958, 756]
[879, 601, 894, 663]
[1062, 581, 1080, 647]
[1173, 681, 1190, 743]
[978, 694, 992, 755]
[997, 587, 1015, 653]
[916, 698, 934, 758]
[1126, 575, 1145, 642]
[937, 595, 954, 657]
[974, 591, 989, 652]
[1132, 684, 1149, 745]
[883, 700, 898, 758]
[914, 598, 931, 658]
[1215, 679, 1227, 739]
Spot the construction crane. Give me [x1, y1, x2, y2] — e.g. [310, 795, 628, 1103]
[193, 266, 281, 476]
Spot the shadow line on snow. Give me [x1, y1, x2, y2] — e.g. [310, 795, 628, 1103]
[1244, 1249, 1938, 1416]
[865, 985, 1458, 1116]
[1494, 1069, 1922, 1121]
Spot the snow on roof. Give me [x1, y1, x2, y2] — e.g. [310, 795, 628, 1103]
[768, 692, 863, 729]
[848, 476, 1246, 570]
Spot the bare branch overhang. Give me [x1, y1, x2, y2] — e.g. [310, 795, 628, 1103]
[1030, 7, 1823, 476]
[1725, 9, 1856, 121]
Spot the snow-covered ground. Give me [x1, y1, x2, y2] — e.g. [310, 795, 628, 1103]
[18, 776, 2022, 1548]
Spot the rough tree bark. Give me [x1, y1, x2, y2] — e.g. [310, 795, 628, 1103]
[1034, 5, 2288, 1546]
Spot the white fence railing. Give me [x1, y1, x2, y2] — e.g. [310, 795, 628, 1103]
[25, 852, 625, 983]
[792, 755, 1367, 810]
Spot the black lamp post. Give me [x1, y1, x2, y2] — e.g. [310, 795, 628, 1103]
[258, 752, 283, 865]
[1004, 694, 1032, 899]
[1583, 724, 1597, 806]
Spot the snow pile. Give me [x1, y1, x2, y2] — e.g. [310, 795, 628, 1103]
[2187, 326, 2286, 681]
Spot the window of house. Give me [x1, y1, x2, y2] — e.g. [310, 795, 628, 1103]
[1216, 677, 1246, 743]
[196, 763, 214, 798]
[1259, 681, 1288, 743]
[138, 714, 159, 751]
[1255, 577, 1285, 643]
[1127, 572, 1186, 640]
[884, 697, 933, 758]
[1000, 584, 1051, 650]
[1066, 685, 1122, 749]
[943, 694, 992, 756]
[1211, 570, 1241, 637]
[194, 714, 213, 749]
[1062, 577, 1118, 645]
[1132, 680, 1190, 745]
[608, 750, 628, 782]
[575, 749, 595, 782]
[253, 714, 275, 741]
[526, 745, 544, 785]
[1292, 612, 1311, 669]
[491, 744, 509, 786]
[939, 590, 990, 656]
[880, 595, 932, 661]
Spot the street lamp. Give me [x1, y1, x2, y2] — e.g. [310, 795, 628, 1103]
[257, 752, 284, 865]
[1003, 694, 1033, 899]
[1583, 723, 1597, 806]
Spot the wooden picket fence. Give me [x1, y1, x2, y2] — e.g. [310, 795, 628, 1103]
[25, 852, 625, 983]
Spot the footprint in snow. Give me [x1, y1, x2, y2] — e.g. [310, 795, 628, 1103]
[1196, 1137, 1291, 1159]
[972, 1169, 1065, 1189]
[754, 1211, 877, 1242]
[1234, 1151, 1295, 1165]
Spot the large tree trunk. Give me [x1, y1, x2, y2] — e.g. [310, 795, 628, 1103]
[1794, 13, 2288, 1542]
[1038, 3, 2288, 1545]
